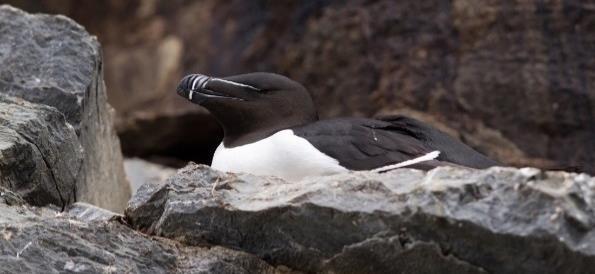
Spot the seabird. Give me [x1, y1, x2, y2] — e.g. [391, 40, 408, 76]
[176, 72, 499, 181]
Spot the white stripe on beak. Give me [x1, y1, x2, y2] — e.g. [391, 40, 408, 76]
[188, 75, 210, 101]
[191, 76, 201, 90]
[198, 76, 210, 89]
[192, 75, 208, 89]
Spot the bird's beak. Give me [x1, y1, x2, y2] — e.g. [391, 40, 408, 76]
[176, 74, 211, 101]
[176, 74, 258, 104]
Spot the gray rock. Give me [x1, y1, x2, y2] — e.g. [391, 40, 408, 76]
[0, 94, 80, 208]
[126, 164, 595, 274]
[66, 202, 121, 222]
[0, 187, 25, 206]
[124, 158, 177, 194]
[0, 188, 286, 274]
[0, 5, 130, 211]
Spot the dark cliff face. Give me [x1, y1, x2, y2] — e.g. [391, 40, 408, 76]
[9, 0, 595, 173]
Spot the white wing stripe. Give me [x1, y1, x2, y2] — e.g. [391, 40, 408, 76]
[372, 151, 440, 172]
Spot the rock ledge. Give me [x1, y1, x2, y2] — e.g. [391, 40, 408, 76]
[127, 164, 595, 273]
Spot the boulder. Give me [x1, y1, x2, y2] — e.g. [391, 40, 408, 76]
[0, 94, 80, 208]
[0, 5, 130, 211]
[126, 164, 595, 273]
[0, 188, 288, 274]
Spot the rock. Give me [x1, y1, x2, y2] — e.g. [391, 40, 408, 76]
[124, 158, 176, 194]
[66, 202, 121, 222]
[0, 187, 287, 274]
[13, 0, 594, 173]
[0, 5, 130, 211]
[0, 94, 81, 208]
[126, 163, 595, 273]
[0, 187, 25, 206]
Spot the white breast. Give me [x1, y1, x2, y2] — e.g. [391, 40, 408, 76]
[211, 129, 348, 181]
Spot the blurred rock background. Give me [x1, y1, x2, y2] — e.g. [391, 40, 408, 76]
[5, 0, 594, 174]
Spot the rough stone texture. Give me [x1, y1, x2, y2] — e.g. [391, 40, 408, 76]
[12, 0, 594, 173]
[66, 202, 122, 222]
[127, 163, 595, 274]
[0, 5, 130, 211]
[124, 157, 176, 194]
[0, 94, 80, 208]
[0, 186, 26, 207]
[0, 188, 287, 274]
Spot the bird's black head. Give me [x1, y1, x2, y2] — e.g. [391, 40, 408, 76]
[176, 72, 318, 147]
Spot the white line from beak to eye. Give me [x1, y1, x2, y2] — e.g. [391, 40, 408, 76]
[211, 78, 260, 91]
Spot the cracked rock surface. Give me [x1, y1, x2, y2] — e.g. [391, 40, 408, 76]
[0, 187, 287, 274]
[0, 95, 80, 208]
[127, 164, 595, 274]
[0, 5, 129, 211]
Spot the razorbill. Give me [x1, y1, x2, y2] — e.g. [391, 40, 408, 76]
[176, 72, 499, 180]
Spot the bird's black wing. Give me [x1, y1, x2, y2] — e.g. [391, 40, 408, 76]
[292, 117, 439, 170]
[292, 116, 499, 170]
[377, 115, 499, 168]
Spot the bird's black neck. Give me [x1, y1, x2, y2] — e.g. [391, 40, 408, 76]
[213, 110, 318, 148]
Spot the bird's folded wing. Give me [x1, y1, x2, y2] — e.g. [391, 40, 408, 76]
[292, 118, 441, 170]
